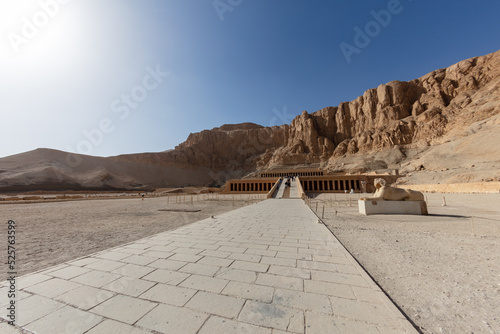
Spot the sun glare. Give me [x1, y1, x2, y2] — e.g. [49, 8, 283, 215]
[1, 1, 82, 62]
[0, 0, 88, 83]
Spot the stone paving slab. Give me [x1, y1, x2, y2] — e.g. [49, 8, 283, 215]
[0, 199, 418, 333]
[290, 179, 299, 198]
[275, 180, 286, 198]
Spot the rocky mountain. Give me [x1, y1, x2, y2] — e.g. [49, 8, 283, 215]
[1, 50, 499, 191]
[262, 50, 500, 169]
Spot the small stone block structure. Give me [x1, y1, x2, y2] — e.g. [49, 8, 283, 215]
[359, 200, 428, 215]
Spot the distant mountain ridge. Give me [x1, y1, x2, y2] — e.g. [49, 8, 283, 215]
[1, 50, 499, 191]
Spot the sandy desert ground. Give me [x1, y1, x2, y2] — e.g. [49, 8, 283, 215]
[0, 192, 498, 334]
[0, 194, 263, 281]
[311, 192, 500, 334]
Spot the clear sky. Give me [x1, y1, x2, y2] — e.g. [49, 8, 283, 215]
[1, 0, 499, 158]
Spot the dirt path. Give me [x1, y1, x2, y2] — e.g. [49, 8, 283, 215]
[0, 195, 262, 281]
[310, 192, 500, 334]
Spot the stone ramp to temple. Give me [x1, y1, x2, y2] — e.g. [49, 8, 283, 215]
[275, 180, 286, 198]
[276, 179, 300, 199]
[0, 199, 417, 333]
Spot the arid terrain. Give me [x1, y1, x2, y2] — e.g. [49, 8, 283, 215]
[313, 193, 500, 334]
[1, 193, 498, 333]
[0, 194, 263, 281]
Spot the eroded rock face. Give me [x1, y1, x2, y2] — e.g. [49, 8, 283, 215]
[114, 122, 288, 173]
[111, 50, 500, 182]
[264, 50, 500, 167]
[173, 123, 288, 171]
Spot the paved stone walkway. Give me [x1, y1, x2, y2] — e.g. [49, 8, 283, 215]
[275, 179, 299, 199]
[275, 180, 286, 199]
[1, 199, 417, 333]
[289, 180, 299, 199]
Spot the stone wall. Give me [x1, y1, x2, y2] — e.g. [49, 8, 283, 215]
[395, 182, 500, 194]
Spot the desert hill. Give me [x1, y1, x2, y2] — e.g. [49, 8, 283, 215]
[0, 148, 213, 192]
[1, 50, 499, 191]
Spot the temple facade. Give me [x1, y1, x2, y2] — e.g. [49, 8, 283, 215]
[226, 177, 277, 193]
[222, 168, 399, 195]
[259, 169, 324, 178]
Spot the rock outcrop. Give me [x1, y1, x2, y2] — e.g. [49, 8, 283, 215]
[261, 50, 500, 169]
[113, 122, 288, 173]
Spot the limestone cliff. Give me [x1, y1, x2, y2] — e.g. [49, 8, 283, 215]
[113, 122, 288, 174]
[261, 50, 499, 169]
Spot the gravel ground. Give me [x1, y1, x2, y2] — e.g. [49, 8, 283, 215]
[0, 194, 263, 281]
[309, 192, 500, 334]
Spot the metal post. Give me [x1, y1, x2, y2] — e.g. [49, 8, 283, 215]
[471, 216, 475, 236]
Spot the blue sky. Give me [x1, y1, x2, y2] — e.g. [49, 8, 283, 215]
[0, 0, 499, 158]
